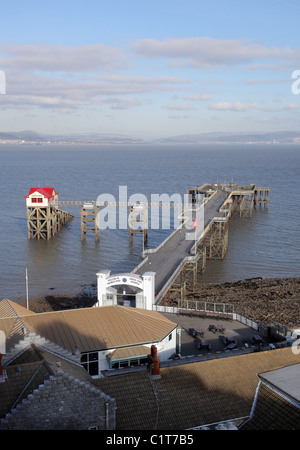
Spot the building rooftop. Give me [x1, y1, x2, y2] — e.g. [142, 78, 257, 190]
[259, 363, 300, 403]
[240, 363, 300, 430]
[25, 186, 58, 198]
[94, 347, 300, 430]
[0, 301, 177, 354]
[0, 344, 95, 420]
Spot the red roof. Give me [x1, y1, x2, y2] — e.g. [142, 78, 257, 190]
[25, 186, 59, 198]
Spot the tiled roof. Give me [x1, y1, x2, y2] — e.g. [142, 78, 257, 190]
[0, 303, 177, 354]
[259, 363, 300, 403]
[0, 344, 99, 420]
[94, 347, 300, 430]
[0, 360, 46, 419]
[0, 299, 34, 350]
[0, 299, 34, 319]
[25, 187, 58, 198]
[241, 382, 300, 430]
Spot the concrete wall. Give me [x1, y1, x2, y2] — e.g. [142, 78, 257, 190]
[156, 331, 177, 361]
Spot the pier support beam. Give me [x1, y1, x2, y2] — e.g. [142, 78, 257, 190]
[129, 205, 148, 244]
[254, 188, 270, 209]
[207, 219, 228, 260]
[230, 193, 254, 218]
[27, 206, 73, 240]
[81, 205, 100, 241]
[168, 270, 186, 303]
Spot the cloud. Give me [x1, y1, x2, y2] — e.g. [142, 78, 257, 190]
[184, 95, 211, 101]
[103, 97, 143, 110]
[260, 103, 298, 112]
[0, 43, 130, 72]
[0, 66, 190, 112]
[132, 37, 298, 68]
[245, 78, 289, 85]
[163, 104, 196, 111]
[208, 102, 258, 112]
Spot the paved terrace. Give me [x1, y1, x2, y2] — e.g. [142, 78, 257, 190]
[135, 189, 228, 297]
[101, 312, 269, 378]
[161, 313, 264, 357]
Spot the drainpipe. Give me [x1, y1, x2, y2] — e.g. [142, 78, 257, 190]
[177, 327, 182, 354]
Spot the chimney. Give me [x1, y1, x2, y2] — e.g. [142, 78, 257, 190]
[148, 345, 161, 379]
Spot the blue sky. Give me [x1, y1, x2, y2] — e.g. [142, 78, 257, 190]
[0, 0, 299, 139]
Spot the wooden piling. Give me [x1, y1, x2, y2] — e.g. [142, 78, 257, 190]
[129, 205, 148, 244]
[81, 205, 100, 241]
[27, 206, 73, 240]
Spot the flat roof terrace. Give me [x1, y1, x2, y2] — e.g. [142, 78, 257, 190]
[102, 312, 269, 376]
[160, 313, 265, 358]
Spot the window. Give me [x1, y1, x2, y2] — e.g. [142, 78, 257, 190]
[81, 352, 99, 376]
[119, 360, 130, 368]
[109, 356, 149, 370]
[169, 333, 172, 341]
[32, 197, 43, 203]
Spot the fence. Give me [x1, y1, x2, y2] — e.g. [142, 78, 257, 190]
[154, 300, 234, 318]
[154, 300, 262, 331]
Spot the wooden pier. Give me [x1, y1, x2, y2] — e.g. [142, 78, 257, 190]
[25, 187, 73, 240]
[25, 183, 269, 307]
[134, 183, 269, 306]
[81, 203, 100, 241]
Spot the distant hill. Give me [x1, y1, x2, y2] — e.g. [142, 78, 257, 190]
[1, 130, 300, 144]
[152, 131, 300, 144]
[0, 130, 145, 144]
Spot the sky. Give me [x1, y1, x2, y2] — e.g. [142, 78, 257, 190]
[0, 0, 300, 139]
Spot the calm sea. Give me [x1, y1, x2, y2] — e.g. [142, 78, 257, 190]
[0, 143, 299, 302]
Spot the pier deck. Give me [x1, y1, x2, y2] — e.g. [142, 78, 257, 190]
[55, 182, 269, 305]
[135, 189, 228, 299]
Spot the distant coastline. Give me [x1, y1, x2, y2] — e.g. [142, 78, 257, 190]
[1, 130, 300, 146]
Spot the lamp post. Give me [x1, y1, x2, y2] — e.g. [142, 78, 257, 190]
[26, 268, 29, 310]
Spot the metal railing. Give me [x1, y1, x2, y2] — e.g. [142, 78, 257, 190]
[153, 302, 262, 331]
[153, 300, 234, 317]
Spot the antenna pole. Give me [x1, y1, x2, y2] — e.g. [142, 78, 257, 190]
[26, 268, 29, 310]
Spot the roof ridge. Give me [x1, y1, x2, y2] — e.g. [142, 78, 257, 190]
[2, 299, 21, 318]
[1, 299, 30, 331]
[121, 305, 175, 322]
[20, 305, 97, 317]
[118, 306, 175, 340]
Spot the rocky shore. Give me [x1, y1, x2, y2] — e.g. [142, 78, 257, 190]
[183, 276, 300, 329]
[20, 276, 300, 329]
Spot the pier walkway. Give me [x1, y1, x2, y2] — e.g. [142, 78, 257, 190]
[134, 189, 228, 302]
[56, 183, 269, 307]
